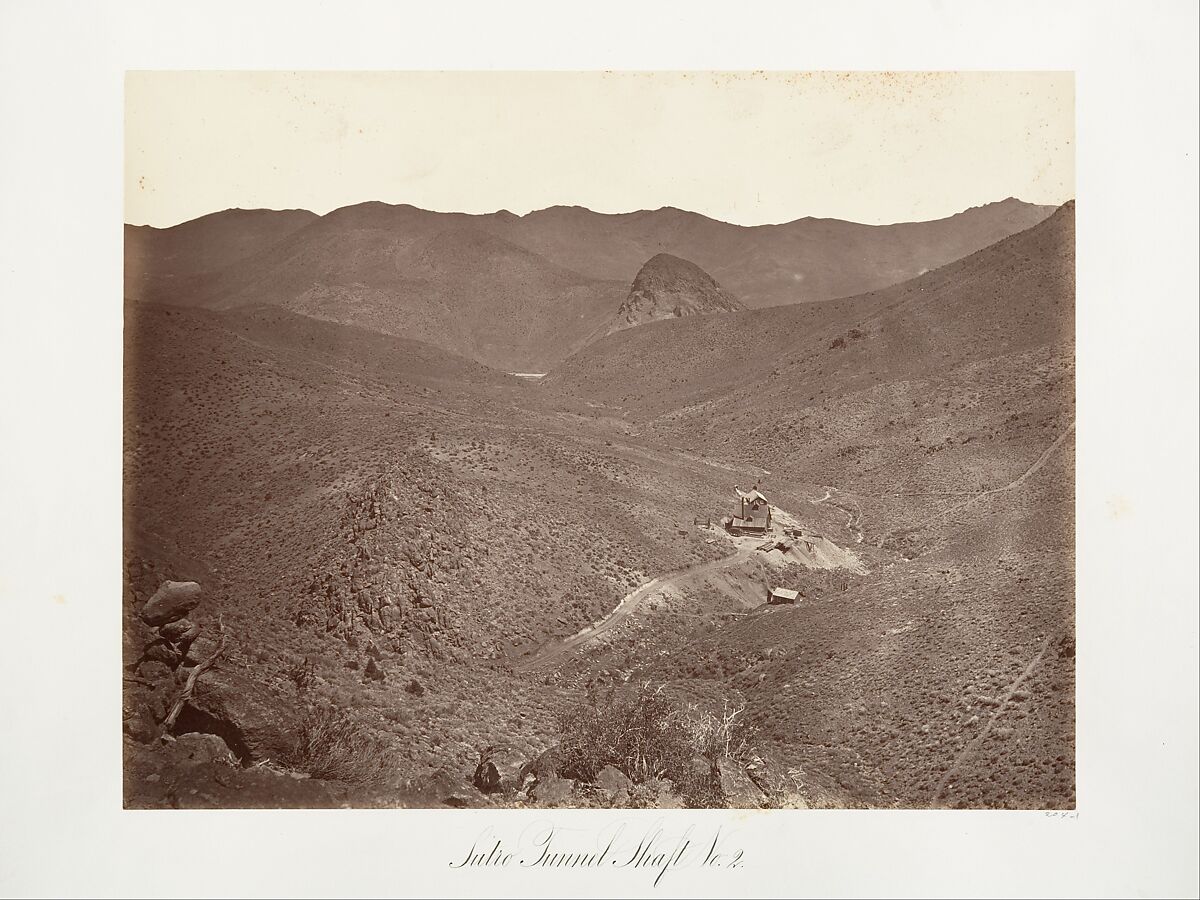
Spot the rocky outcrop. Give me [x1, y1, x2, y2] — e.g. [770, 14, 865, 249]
[124, 572, 295, 770]
[124, 576, 215, 744]
[608, 253, 744, 334]
[123, 737, 347, 810]
[183, 669, 298, 764]
[302, 467, 470, 659]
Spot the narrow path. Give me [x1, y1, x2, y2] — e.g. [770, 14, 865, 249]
[931, 631, 1059, 804]
[926, 421, 1075, 525]
[814, 486, 864, 544]
[515, 546, 756, 672]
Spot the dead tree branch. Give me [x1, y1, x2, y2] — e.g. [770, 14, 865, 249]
[160, 625, 229, 737]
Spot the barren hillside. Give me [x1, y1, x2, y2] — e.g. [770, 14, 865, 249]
[123, 201, 1074, 811]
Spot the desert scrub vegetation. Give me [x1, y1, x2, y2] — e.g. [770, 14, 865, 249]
[554, 686, 754, 807]
[286, 702, 394, 786]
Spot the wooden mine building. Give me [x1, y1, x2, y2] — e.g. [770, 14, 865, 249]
[726, 485, 772, 534]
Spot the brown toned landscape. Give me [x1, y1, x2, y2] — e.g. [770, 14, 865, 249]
[123, 195, 1075, 810]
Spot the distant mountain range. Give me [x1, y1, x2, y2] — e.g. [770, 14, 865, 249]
[125, 198, 1056, 371]
[548, 200, 1076, 493]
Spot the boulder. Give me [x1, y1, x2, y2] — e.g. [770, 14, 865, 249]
[519, 745, 561, 783]
[363, 657, 385, 682]
[159, 618, 200, 645]
[175, 732, 236, 765]
[141, 581, 203, 627]
[595, 765, 632, 794]
[183, 635, 220, 666]
[183, 668, 297, 764]
[141, 640, 182, 669]
[529, 775, 574, 806]
[717, 758, 766, 809]
[136, 660, 173, 683]
[123, 707, 158, 744]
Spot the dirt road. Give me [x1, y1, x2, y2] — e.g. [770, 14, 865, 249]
[515, 546, 756, 672]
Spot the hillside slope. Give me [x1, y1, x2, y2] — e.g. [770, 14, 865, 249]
[537, 202, 1076, 808]
[549, 201, 1074, 419]
[124, 300, 764, 803]
[123, 201, 1074, 811]
[493, 197, 1055, 308]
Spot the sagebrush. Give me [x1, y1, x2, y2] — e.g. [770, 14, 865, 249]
[555, 686, 753, 807]
[288, 702, 393, 785]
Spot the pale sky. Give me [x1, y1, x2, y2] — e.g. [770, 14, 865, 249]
[125, 71, 1074, 228]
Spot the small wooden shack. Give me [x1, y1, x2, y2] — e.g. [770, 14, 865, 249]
[767, 587, 799, 605]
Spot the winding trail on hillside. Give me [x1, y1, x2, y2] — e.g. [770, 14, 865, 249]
[926, 421, 1075, 525]
[814, 487, 864, 543]
[515, 546, 757, 673]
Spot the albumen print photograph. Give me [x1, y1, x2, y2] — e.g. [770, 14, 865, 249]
[122, 70, 1076, 810]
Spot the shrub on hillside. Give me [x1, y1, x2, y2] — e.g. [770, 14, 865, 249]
[287, 702, 393, 786]
[555, 687, 750, 807]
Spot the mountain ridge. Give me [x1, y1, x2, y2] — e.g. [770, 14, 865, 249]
[124, 197, 1058, 371]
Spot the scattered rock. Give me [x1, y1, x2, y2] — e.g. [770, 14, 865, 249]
[1057, 633, 1075, 659]
[141, 581, 203, 627]
[650, 778, 686, 809]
